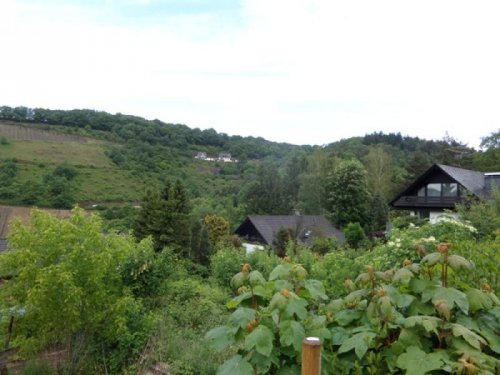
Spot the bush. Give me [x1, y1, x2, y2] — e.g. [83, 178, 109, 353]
[206, 243, 500, 374]
[344, 222, 368, 249]
[311, 236, 337, 255]
[0, 209, 153, 373]
[210, 246, 247, 287]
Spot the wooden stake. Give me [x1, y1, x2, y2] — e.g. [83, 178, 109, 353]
[301, 337, 321, 375]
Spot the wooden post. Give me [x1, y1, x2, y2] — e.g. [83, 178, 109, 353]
[301, 337, 321, 375]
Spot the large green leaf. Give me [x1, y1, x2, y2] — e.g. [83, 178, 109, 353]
[396, 346, 446, 375]
[393, 268, 414, 285]
[279, 320, 305, 351]
[432, 287, 469, 315]
[385, 285, 415, 308]
[228, 307, 257, 329]
[410, 278, 435, 294]
[205, 325, 235, 352]
[335, 309, 363, 326]
[338, 331, 376, 359]
[269, 264, 293, 281]
[226, 291, 253, 309]
[244, 325, 274, 356]
[304, 279, 328, 300]
[449, 323, 487, 350]
[283, 297, 308, 320]
[218, 355, 254, 375]
[465, 289, 493, 312]
[331, 326, 349, 345]
[404, 315, 441, 334]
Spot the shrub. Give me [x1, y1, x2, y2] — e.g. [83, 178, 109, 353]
[344, 222, 368, 249]
[210, 246, 247, 287]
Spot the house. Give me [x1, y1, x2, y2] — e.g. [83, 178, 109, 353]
[218, 152, 232, 162]
[390, 164, 500, 221]
[234, 215, 345, 251]
[194, 152, 208, 160]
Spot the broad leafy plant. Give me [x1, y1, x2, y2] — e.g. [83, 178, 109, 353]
[326, 242, 500, 374]
[207, 243, 500, 374]
[206, 260, 329, 374]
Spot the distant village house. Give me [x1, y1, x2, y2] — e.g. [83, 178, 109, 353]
[194, 151, 238, 163]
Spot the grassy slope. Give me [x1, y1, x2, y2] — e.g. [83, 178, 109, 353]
[0, 123, 150, 203]
[0, 122, 243, 206]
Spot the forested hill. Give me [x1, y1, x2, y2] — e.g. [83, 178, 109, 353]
[0, 106, 307, 160]
[0, 105, 497, 227]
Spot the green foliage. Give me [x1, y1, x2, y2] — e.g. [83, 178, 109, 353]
[311, 236, 337, 255]
[367, 193, 389, 232]
[344, 222, 368, 249]
[210, 246, 248, 287]
[204, 213, 230, 249]
[206, 261, 330, 374]
[245, 249, 281, 279]
[133, 180, 191, 253]
[273, 227, 295, 257]
[326, 159, 371, 228]
[456, 187, 500, 239]
[207, 228, 500, 374]
[326, 243, 499, 374]
[311, 249, 364, 298]
[0, 209, 153, 372]
[243, 162, 291, 215]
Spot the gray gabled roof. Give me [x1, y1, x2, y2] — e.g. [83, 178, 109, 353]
[235, 215, 345, 246]
[437, 164, 486, 197]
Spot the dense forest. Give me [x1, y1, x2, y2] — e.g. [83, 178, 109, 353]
[0, 105, 499, 374]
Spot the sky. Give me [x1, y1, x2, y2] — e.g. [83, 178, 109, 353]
[1, 0, 499, 149]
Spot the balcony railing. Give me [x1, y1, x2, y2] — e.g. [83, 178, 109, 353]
[392, 195, 462, 208]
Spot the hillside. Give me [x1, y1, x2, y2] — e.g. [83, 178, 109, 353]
[0, 105, 497, 227]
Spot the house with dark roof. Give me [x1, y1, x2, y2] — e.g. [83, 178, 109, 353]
[235, 215, 345, 250]
[390, 164, 500, 221]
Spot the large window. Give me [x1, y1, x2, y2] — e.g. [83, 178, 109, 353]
[419, 182, 460, 197]
[442, 183, 458, 197]
[427, 183, 441, 196]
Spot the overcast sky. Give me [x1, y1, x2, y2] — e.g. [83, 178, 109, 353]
[1, 0, 499, 149]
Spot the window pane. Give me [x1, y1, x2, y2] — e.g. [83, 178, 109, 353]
[417, 187, 426, 196]
[442, 183, 458, 197]
[427, 183, 441, 196]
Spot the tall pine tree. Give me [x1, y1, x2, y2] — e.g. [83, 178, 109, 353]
[133, 180, 191, 254]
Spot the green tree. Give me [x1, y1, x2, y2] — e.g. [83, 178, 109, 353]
[297, 149, 330, 214]
[473, 130, 500, 171]
[343, 222, 368, 248]
[190, 219, 212, 265]
[364, 146, 392, 199]
[244, 163, 289, 215]
[133, 180, 191, 253]
[283, 153, 307, 209]
[326, 159, 371, 228]
[204, 214, 230, 249]
[273, 227, 295, 257]
[367, 193, 389, 233]
[456, 187, 500, 239]
[0, 209, 151, 370]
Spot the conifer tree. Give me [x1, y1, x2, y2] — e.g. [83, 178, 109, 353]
[133, 180, 191, 253]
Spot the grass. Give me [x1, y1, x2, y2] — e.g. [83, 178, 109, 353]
[0, 140, 114, 169]
[14, 164, 147, 203]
